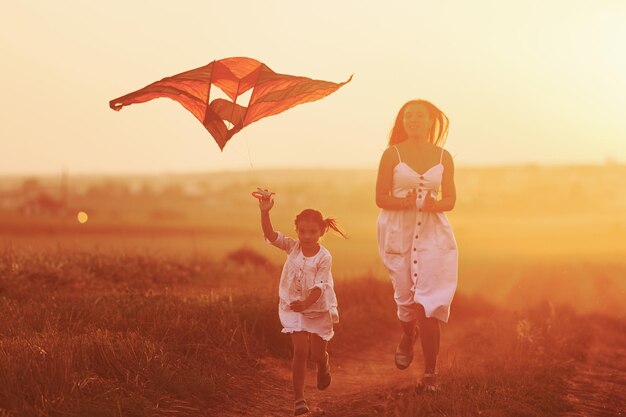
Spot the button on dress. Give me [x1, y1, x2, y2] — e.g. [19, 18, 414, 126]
[377, 146, 458, 323]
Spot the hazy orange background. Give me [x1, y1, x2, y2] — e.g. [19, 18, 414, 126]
[1, 1, 625, 174]
[1, 5, 626, 414]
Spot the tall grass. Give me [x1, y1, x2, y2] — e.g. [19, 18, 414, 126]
[0, 246, 596, 416]
[0, 246, 283, 416]
[391, 301, 589, 417]
[0, 246, 399, 416]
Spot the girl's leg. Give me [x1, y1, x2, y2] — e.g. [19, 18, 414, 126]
[309, 334, 328, 366]
[310, 334, 331, 390]
[291, 332, 309, 400]
[416, 304, 440, 374]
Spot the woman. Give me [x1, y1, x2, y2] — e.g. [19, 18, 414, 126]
[376, 99, 458, 392]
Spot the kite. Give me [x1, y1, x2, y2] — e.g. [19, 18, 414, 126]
[109, 57, 352, 150]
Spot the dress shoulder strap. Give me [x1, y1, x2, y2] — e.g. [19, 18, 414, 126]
[439, 146, 445, 164]
[392, 145, 402, 163]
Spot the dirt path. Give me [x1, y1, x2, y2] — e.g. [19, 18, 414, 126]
[212, 315, 626, 417]
[270, 336, 417, 417]
[212, 324, 462, 417]
[217, 335, 415, 417]
[561, 317, 626, 417]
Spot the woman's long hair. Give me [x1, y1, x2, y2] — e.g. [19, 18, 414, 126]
[295, 209, 348, 239]
[388, 99, 449, 147]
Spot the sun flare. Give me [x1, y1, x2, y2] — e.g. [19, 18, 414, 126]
[77, 211, 88, 224]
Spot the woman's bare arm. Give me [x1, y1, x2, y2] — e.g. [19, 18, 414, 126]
[375, 148, 416, 210]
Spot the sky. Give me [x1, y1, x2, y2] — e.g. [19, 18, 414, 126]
[1, 0, 625, 175]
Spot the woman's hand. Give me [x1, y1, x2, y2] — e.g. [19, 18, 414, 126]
[400, 189, 417, 209]
[259, 197, 274, 212]
[423, 194, 437, 212]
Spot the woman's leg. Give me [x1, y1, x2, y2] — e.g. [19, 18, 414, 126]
[416, 304, 440, 374]
[398, 318, 418, 356]
[391, 273, 419, 367]
[291, 332, 309, 400]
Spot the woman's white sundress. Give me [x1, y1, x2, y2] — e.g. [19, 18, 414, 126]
[268, 232, 339, 341]
[377, 146, 458, 323]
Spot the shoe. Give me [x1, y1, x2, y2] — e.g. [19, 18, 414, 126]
[294, 398, 309, 415]
[394, 329, 417, 370]
[415, 372, 438, 393]
[317, 352, 331, 390]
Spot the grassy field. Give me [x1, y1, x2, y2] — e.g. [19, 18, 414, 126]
[0, 246, 608, 417]
[1, 165, 625, 415]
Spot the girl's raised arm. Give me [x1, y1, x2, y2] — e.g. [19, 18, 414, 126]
[259, 198, 278, 242]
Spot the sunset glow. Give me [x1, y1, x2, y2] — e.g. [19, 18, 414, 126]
[1, 1, 625, 174]
[0, 3, 625, 415]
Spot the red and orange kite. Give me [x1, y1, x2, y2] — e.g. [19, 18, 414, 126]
[110, 57, 352, 150]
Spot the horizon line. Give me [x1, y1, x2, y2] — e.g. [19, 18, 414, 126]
[0, 160, 625, 178]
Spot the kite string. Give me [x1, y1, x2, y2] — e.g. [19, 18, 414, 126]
[245, 135, 254, 168]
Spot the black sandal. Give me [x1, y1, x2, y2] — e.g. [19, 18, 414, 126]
[394, 329, 417, 370]
[294, 398, 309, 416]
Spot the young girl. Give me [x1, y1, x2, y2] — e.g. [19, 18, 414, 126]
[258, 193, 345, 416]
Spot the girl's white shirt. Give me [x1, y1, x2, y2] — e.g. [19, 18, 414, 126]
[269, 232, 339, 323]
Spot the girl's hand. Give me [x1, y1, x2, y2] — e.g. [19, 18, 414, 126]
[423, 194, 437, 212]
[259, 197, 274, 212]
[401, 189, 417, 209]
[289, 300, 308, 312]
